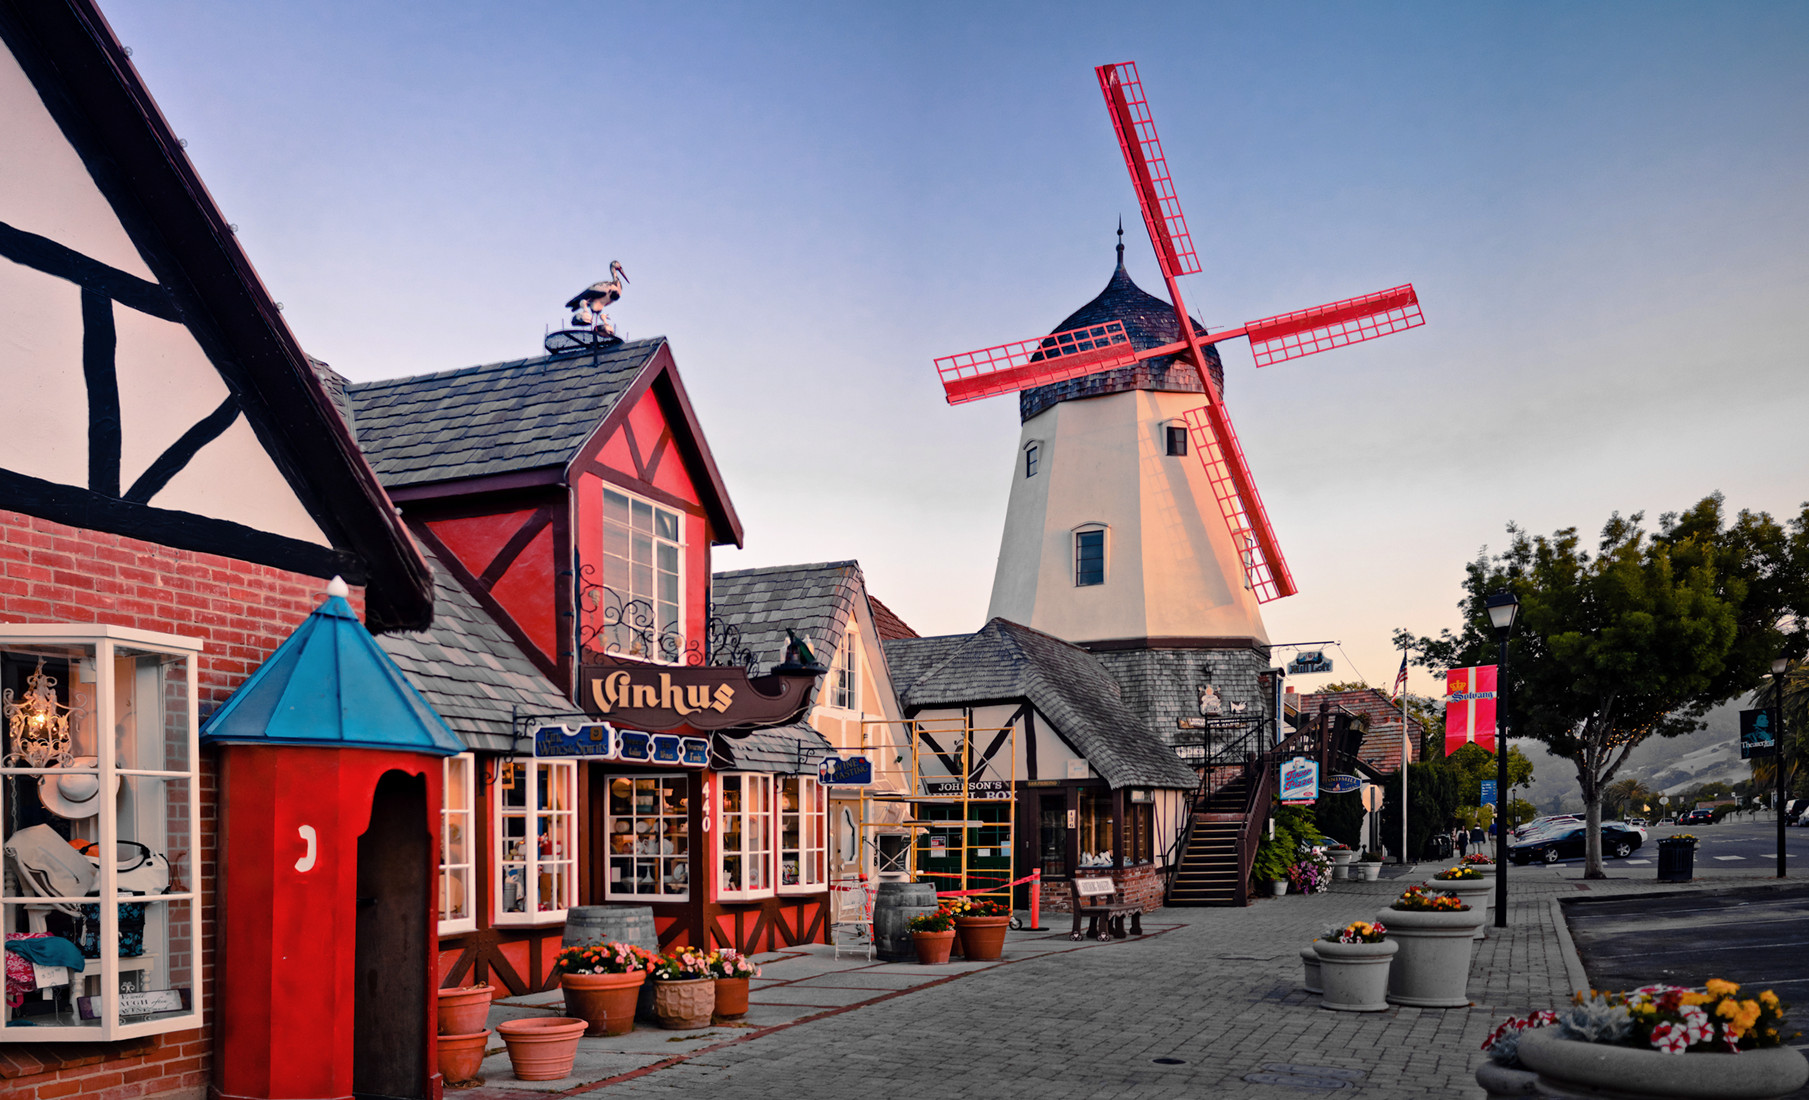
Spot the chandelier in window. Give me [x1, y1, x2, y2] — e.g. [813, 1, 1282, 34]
[4, 659, 82, 768]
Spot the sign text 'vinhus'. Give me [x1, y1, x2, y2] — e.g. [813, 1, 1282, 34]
[577, 662, 820, 732]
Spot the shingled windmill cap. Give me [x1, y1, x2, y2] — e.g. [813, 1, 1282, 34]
[200, 577, 464, 755]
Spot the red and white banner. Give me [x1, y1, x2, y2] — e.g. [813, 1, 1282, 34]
[1445, 665, 1498, 755]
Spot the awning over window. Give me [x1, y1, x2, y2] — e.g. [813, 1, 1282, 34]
[711, 723, 833, 774]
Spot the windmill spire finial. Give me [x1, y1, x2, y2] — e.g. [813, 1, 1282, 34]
[1116, 217, 1125, 266]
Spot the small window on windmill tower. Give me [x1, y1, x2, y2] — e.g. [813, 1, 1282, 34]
[1025, 442, 1041, 478]
[1165, 424, 1188, 456]
[1075, 527, 1105, 587]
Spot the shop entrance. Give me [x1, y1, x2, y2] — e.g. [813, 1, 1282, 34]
[353, 770, 431, 1100]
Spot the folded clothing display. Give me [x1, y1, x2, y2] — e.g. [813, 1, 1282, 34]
[4, 932, 85, 1008]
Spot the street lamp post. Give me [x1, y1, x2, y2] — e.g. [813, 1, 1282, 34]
[1774, 656, 1790, 879]
[1486, 590, 1520, 929]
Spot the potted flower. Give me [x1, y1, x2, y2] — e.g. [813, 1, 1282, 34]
[1378, 885, 1475, 1007]
[1253, 834, 1292, 896]
[1426, 864, 1494, 937]
[494, 1016, 588, 1081]
[1461, 852, 1496, 866]
[707, 947, 760, 1020]
[555, 941, 654, 1037]
[1516, 982, 1807, 1099]
[943, 895, 1011, 960]
[1324, 842, 1358, 881]
[1356, 850, 1383, 882]
[907, 908, 957, 964]
[649, 946, 716, 1029]
[1475, 1010, 1557, 1098]
[1312, 920, 1396, 1013]
[1288, 849, 1333, 895]
[904, 911, 962, 962]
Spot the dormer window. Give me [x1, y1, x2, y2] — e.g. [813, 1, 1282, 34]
[602, 487, 684, 661]
[1024, 442, 1041, 478]
[1074, 526, 1106, 587]
[1165, 425, 1188, 456]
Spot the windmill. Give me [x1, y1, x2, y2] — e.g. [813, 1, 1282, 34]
[936, 62, 1424, 603]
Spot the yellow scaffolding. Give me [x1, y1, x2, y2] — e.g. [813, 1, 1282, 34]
[853, 717, 1018, 907]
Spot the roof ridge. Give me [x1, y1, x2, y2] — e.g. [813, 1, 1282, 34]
[348, 336, 665, 392]
[712, 560, 860, 579]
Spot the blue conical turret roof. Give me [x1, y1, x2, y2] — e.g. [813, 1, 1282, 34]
[201, 585, 465, 756]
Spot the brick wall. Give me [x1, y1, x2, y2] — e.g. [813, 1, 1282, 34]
[0, 509, 365, 1099]
[1038, 863, 1165, 915]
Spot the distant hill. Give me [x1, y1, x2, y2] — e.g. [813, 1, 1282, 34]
[1501, 699, 1753, 814]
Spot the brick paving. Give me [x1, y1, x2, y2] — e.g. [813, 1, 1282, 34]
[459, 863, 1788, 1099]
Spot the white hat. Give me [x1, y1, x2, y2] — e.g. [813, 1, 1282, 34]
[38, 757, 117, 820]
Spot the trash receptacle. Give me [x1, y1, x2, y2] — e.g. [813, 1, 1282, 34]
[1656, 837, 1696, 882]
[1426, 833, 1454, 861]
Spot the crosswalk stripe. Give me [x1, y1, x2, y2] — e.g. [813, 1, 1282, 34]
[1711, 855, 1747, 861]
[1624, 859, 1651, 865]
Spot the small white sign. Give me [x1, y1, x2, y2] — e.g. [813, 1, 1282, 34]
[1066, 760, 1090, 779]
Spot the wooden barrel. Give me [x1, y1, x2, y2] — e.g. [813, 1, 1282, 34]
[872, 881, 938, 961]
[562, 906, 658, 953]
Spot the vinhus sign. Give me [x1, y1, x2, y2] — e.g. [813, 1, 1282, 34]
[577, 662, 821, 732]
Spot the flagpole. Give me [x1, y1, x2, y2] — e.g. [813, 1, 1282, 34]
[1400, 643, 1410, 865]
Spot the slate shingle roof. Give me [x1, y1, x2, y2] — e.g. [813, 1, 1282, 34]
[710, 562, 865, 670]
[712, 722, 835, 773]
[886, 619, 1198, 789]
[346, 339, 661, 488]
[376, 544, 576, 752]
[867, 596, 919, 642]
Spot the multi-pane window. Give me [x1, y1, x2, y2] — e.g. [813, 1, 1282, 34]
[0, 628, 202, 1042]
[1126, 789, 1154, 864]
[831, 634, 859, 711]
[603, 487, 683, 661]
[1024, 443, 1040, 478]
[493, 759, 576, 924]
[1075, 528, 1105, 587]
[717, 772, 773, 900]
[438, 754, 476, 933]
[1165, 425, 1188, 456]
[605, 775, 690, 900]
[1077, 787, 1114, 869]
[779, 776, 825, 892]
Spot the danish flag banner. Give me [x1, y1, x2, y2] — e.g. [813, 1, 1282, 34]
[1445, 665, 1498, 755]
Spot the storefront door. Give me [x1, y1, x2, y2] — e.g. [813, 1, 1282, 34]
[353, 770, 431, 1100]
[1038, 793, 1068, 881]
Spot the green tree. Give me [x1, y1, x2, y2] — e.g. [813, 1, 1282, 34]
[1602, 777, 1660, 819]
[1398, 496, 1805, 878]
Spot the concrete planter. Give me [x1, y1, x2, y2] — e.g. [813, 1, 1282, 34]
[1312, 938, 1396, 1012]
[1424, 877, 1494, 939]
[1518, 1028, 1809, 1099]
[1475, 1060, 1540, 1098]
[1356, 861, 1382, 881]
[1328, 849, 1358, 881]
[1299, 945, 1322, 994]
[1377, 905, 1476, 1007]
[1270, 879, 1288, 896]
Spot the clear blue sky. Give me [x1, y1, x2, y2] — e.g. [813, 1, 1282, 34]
[105, 1, 1809, 693]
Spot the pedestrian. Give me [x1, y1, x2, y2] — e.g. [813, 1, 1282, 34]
[1455, 828, 1468, 857]
[1470, 824, 1486, 853]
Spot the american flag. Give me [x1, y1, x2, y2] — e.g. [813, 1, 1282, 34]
[1392, 653, 1408, 701]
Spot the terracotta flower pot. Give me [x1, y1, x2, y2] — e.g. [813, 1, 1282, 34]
[954, 915, 1009, 961]
[561, 970, 646, 1036]
[436, 1028, 490, 1086]
[436, 983, 494, 1036]
[713, 976, 749, 1020]
[912, 928, 956, 965]
[1518, 1027, 1809, 1099]
[495, 1016, 587, 1082]
[653, 977, 715, 1029]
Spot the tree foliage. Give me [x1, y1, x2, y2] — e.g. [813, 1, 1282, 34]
[1398, 495, 1808, 877]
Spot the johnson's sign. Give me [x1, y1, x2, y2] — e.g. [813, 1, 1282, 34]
[577, 662, 820, 732]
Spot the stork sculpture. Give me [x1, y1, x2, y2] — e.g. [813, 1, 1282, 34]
[934, 62, 1425, 603]
[566, 260, 630, 336]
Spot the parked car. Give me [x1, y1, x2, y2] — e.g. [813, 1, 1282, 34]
[1510, 823, 1647, 864]
[1677, 808, 1716, 825]
[1513, 814, 1581, 840]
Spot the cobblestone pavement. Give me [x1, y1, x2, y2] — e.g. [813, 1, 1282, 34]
[461, 865, 1790, 1099]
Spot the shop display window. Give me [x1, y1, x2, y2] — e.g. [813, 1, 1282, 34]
[604, 775, 690, 900]
[0, 627, 202, 1042]
[717, 772, 773, 900]
[1077, 787, 1114, 869]
[1126, 789, 1154, 865]
[778, 776, 825, 892]
[493, 759, 576, 925]
[438, 754, 476, 934]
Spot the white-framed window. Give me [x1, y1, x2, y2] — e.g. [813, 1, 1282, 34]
[778, 775, 826, 892]
[831, 633, 859, 711]
[604, 774, 691, 900]
[603, 486, 685, 662]
[493, 759, 577, 925]
[438, 753, 476, 935]
[717, 772, 773, 900]
[1074, 525, 1107, 587]
[0, 626, 203, 1042]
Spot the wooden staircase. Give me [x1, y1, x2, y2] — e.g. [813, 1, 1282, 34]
[1167, 774, 1253, 907]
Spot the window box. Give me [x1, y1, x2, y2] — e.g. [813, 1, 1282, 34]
[0, 625, 202, 1042]
[438, 754, 476, 935]
[493, 759, 576, 925]
[604, 774, 691, 901]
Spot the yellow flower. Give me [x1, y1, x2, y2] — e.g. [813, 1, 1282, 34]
[1717, 1000, 1741, 1020]
[1706, 978, 1741, 997]
[1761, 990, 1780, 1008]
[1680, 992, 1712, 1006]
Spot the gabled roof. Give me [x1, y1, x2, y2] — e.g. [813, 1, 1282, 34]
[712, 722, 834, 774]
[710, 561, 865, 669]
[886, 618, 1198, 789]
[1298, 687, 1423, 773]
[201, 587, 464, 756]
[375, 544, 575, 753]
[868, 596, 919, 643]
[347, 339, 659, 488]
[0, 0, 432, 632]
